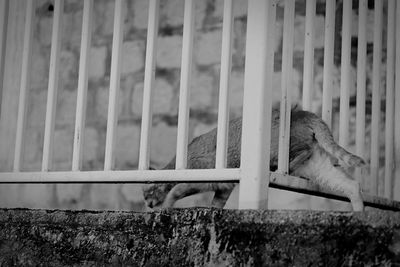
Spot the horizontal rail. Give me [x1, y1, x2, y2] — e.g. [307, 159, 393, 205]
[270, 173, 400, 211]
[1, 170, 398, 211]
[0, 169, 241, 183]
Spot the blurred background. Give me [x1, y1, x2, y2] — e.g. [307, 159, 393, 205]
[0, 0, 397, 211]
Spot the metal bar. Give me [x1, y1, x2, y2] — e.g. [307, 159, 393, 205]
[384, 0, 395, 199]
[175, 0, 195, 170]
[239, 0, 276, 210]
[322, 0, 336, 127]
[277, 0, 295, 174]
[215, 0, 233, 169]
[355, 0, 367, 185]
[270, 173, 400, 211]
[0, 0, 8, 105]
[301, 0, 315, 111]
[13, 0, 34, 171]
[72, 0, 93, 171]
[370, 0, 383, 196]
[0, 169, 241, 183]
[42, 0, 64, 171]
[138, 0, 160, 170]
[104, 0, 124, 171]
[338, 0, 352, 148]
[395, 0, 400, 201]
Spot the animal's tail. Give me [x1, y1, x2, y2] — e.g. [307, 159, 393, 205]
[310, 114, 366, 167]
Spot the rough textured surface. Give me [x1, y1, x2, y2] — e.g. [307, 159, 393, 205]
[0, 208, 399, 266]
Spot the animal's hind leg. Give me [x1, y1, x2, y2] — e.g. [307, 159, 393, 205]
[293, 147, 364, 211]
[211, 183, 236, 208]
[162, 183, 214, 208]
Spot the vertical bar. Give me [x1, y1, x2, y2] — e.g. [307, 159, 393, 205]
[72, 0, 93, 171]
[395, 0, 400, 201]
[338, 0, 352, 148]
[277, 0, 295, 174]
[355, 0, 367, 185]
[384, 0, 395, 199]
[138, 0, 160, 171]
[0, 0, 8, 105]
[42, 0, 64, 171]
[175, 0, 195, 170]
[215, 0, 233, 169]
[104, 0, 124, 171]
[322, 0, 336, 127]
[13, 0, 34, 171]
[239, 0, 276, 209]
[0, 0, 25, 172]
[370, 0, 383, 196]
[302, 0, 315, 111]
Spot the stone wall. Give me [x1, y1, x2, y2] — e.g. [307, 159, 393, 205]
[0, 0, 397, 210]
[0, 208, 399, 266]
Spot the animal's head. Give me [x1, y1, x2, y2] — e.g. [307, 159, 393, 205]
[142, 183, 172, 209]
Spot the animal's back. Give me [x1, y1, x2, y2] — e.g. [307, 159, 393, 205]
[143, 107, 365, 211]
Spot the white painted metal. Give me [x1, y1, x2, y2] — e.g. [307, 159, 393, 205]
[104, 0, 124, 171]
[215, 0, 233, 169]
[370, 0, 383, 196]
[0, 169, 240, 183]
[72, 0, 93, 171]
[322, 0, 335, 128]
[42, 0, 64, 171]
[301, 0, 315, 111]
[0, 0, 8, 99]
[13, 0, 34, 172]
[239, 0, 276, 210]
[277, 0, 295, 174]
[175, 0, 195, 170]
[138, 0, 160, 170]
[395, 0, 400, 201]
[338, 0, 352, 148]
[385, 0, 395, 199]
[355, 0, 367, 185]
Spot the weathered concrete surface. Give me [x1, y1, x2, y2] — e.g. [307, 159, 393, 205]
[0, 208, 399, 266]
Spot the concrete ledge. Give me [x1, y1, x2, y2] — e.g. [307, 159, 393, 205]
[0, 208, 399, 266]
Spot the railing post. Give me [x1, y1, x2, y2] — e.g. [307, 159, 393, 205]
[239, 0, 276, 210]
[394, 0, 400, 201]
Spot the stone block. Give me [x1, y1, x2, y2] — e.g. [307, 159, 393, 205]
[31, 43, 49, 89]
[62, 11, 83, 49]
[131, 78, 176, 116]
[190, 72, 215, 110]
[89, 46, 108, 80]
[23, 127, 42, 166]
[82, 127, 99, 163]
[114, 124, 141, 169]
[96, 85, 124, 121]
[93, 0, 115, 37]
[37, 16, 53, 47]
[161, 0, 184, 27]
[121, 41, 145, 75]
[194, 30, 222, 66]
[53, 129, 73, 166]
[150, 122, 177, 167]
[56, 89, 77, 126]
[229, 71, 244, 116]
[156, 36, 182, 68]
[59, 50, 79, 90]
[214, 0, 248, 19]
[27, 89, 47, 128]
[132, 0, 149, 30]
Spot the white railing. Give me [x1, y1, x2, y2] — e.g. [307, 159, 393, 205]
[0, 0, 399, 210]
